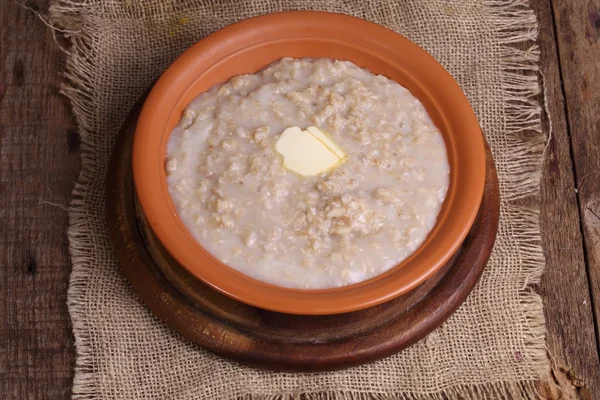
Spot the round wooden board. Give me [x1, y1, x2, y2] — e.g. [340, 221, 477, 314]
[106, 101, 500, 372]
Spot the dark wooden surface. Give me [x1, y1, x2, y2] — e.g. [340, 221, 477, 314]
[1, 1, 79, 399]
[532, 0, 600, 397]
[1, 0, 600, 397]
[105, 104, 498, 371]
[549, 3, 600, 391]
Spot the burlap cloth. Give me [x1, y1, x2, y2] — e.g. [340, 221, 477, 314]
[50, 0, 551, 398]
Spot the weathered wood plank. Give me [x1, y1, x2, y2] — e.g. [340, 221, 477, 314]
[0, 1, 78, 399]
[550, 0, 600, 361]
[533, 0, 600, 397]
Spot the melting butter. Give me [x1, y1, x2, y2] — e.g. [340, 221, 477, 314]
[275, 126, 346, 176]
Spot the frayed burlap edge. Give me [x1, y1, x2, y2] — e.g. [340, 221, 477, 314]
[48, 0, 549, 398]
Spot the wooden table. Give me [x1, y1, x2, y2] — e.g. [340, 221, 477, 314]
[1, 0, 599, 398]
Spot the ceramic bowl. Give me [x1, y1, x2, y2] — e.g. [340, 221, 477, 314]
[133, 11, 486, 315]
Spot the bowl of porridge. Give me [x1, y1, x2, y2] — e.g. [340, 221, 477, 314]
[133, 11, 486, 314]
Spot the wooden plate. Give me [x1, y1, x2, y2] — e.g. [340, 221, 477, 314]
[106, 101, 499, 372]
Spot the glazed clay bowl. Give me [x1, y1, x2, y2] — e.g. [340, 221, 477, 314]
[133, 11, 486, 315]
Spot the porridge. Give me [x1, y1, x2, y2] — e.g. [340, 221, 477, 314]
[166, 58, 449, 289]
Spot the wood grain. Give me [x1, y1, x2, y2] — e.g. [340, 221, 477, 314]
[0, 1, 78, 399]
[106, 101, 499, 371]
[533, 0, 600, 397]
[550, 0, 600, 380]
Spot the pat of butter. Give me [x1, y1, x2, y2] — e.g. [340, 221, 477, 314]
[275, 126, 345, 176]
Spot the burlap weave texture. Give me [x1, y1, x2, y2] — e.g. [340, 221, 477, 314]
[50, 0, 549, 398]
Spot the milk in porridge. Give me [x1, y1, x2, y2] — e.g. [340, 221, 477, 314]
[166, 58, 449, 289]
